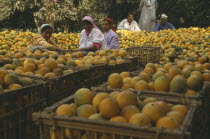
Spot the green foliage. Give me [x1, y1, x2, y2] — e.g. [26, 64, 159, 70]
[157, 0, 210, 27]
[0, 0, 13, 20]
[0, 0, 209, 31]
[33, 0, 112, 31]
[13, 0, 41, 11]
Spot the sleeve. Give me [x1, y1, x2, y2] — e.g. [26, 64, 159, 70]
[139, 0, 144, 11]
[93, 43, 101, 50]
[154, 23, 160, 31]
[145, 0, 156, 7]
[92, 29, 105, 49]
[134, 21, 141, 31]
[49, 40, 57, 46]
[117, 20, 126, 30]
[169, 23, 175, 29]
[79, 32, 86, 48]
[109, 33, 120, 49]
[35, 37, 56, 50]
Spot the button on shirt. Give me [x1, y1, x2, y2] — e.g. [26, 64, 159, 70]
[155, 22, 175, 31]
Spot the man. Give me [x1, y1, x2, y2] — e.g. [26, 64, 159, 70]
[155, 14, 175, 31]
[117, 14, 141, 31]
[139, 0, 157, 32]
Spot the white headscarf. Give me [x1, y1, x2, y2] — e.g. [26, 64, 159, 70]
[161, 14, 168, 19]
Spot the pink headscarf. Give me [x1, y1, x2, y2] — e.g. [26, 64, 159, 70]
[82, 16, 99, 29]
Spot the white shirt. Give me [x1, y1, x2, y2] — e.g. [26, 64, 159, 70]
[79, 28, 107, 50]
[117, 19, 141, 31]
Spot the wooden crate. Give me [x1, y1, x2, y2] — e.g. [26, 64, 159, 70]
[0, 76, 49, 139]
[92, 82, 209, 102]
[15, 69, 87, 106]
[125, 46, 160, 65]
[92, 83, 210, 139]
[86, 61, 140, 88]
[202, 82, 210, 135]
[107, 61, 132, 75]
[75, 64, 109, 89]
[88, 64, 107, 80]
[125, 56, 140, 71]
[15, 63, 110, 105]
[87, 75, 109, 88]
[32, 89, 207, 139]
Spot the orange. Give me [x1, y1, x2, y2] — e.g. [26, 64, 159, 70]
[99, 97, 120, 118]
[121, 105, 140, 120]
[156, 116, 180, 130]
[110, 116, 127, 123]
[74, 88, 94, 106]
[108, 73, 123, 89]
[166, 111, 185, 124]
[142, 102, 165, 122]
[129, 113, 151, 126]
[116, 91, 137, 109]
[171, 105, 188, 116]
[77, 104, 96, 118]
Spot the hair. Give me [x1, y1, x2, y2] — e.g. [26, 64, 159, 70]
[127, 13, 134, 17]
[40, 25, 53, 33]
[82, 20, 92, 25]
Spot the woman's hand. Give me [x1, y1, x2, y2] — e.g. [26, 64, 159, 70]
[56, 48, 65, 52]
[76, 48, 83, 51]
[77, 46, 96, 52]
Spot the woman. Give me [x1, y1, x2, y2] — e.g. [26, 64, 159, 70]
[102, 18, 120, 49]
[28, 24, 63, 52]
[78, 16, 107, 53]
[139, 0, 157, 32]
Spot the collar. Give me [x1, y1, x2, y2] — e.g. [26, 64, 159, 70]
[85, 28, 93, 36]
[126, 19, 133, 24]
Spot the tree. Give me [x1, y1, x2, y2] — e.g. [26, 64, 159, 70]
[0, 0, 42, 30]
[0, 1, 13, 21]
[33, 0, 112, 32]
[0, 0, 209, 31]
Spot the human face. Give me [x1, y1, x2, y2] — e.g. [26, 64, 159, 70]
[82, 22, 93, 32]
[127, 15, 134, 23]
[102, 21, 111, 32]
[41, 28, 53, 41]
[161, 18, 167, 25]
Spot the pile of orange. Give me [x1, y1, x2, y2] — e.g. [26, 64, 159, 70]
[54, 88, 189, 138]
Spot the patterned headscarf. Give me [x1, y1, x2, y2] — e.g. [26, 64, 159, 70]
[82, 16, 99, 29]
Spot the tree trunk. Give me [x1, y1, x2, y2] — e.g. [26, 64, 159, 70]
[63, 25, 69, 32]
[46, 0, 55, 29]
